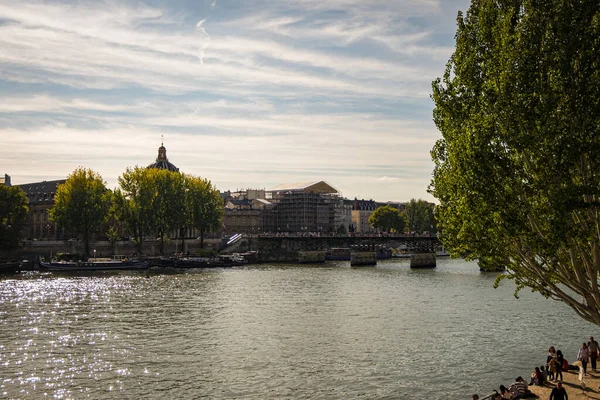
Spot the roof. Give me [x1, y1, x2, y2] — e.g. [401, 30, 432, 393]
[17, 179, 66, 203]
[147, 143, 179, 172]
[269, 181, 338, 194]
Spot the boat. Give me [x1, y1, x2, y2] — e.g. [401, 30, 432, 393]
[39, 258, 149, 271]
[0, 260, 22, 274]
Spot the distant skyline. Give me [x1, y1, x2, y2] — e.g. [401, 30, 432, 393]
[0, 0, 470, 202]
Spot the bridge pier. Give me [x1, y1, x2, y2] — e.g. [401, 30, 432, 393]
[350, 251, 377, 267]
[298, 251, 325, 264]
[410, 253, 436, 268]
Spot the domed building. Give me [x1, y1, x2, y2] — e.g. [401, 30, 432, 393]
[147, 140, 179, 172]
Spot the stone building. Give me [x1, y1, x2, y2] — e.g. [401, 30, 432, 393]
[147, 141, 179, 172]
[351, 198, 378, 234]
[17, 180, 66, 240]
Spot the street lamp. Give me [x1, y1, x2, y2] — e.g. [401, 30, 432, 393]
[93, 249, 96, 260]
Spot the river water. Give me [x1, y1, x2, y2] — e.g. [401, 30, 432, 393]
[0, 258, 595, 399]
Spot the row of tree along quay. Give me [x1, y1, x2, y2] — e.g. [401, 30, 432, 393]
[1, 166, 223, 259]
[430, 0, 600, 326]
[368, 200, 435, 235]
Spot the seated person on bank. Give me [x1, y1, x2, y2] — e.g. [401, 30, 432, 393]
[529, 367, 545, 386]
[509, 377, 539, 399]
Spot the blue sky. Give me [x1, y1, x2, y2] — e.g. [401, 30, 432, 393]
[0, 0, 470, 202]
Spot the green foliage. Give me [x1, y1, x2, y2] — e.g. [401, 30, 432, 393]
[369, 205, 405, 233]
[151, 169, 186, 254]
[336, 224, 347, 235]
[116, 168, 223, 253]
[404, 199, 435, 234]
[49, 168, 110, 256]
[430, 0, 600, 325]
[0, 185, 29, 251]
[184, 174, 224, 248]
[115, 166, 156, 253]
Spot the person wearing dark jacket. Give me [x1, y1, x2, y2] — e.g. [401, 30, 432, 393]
[549, 381, 568, 400]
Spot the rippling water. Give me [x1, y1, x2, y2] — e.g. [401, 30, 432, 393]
[0, 258, 594, 399]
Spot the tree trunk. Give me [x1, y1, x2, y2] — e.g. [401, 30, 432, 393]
[159, 228, 164, 255]
[83, 228, 89, 259]
[180, 226, 185, 255]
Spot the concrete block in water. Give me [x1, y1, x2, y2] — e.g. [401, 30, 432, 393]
[410, 253, 436, 268]
[298, 251, 325, 264]
[350, 252, 377, 267]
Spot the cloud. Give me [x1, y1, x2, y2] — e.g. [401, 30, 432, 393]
[0, 0, 468, 202]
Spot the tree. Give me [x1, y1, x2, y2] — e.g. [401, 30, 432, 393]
[184, 175, 223, 248]
[0, 185, 29, 253]
[49, 168, 110, 257]
[404, 199, 435, 234]
[116, 167, 162, 254]
[369, 205, 405, 233]
[150, 169, 186, 255]
[430, 1, 600, 325]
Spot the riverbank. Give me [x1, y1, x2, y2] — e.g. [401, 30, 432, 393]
[531, 369, 600, 400]
[480, 369, 600, 399]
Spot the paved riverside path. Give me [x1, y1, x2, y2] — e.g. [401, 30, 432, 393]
[508, 369, 600, 399]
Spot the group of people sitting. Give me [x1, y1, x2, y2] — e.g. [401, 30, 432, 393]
[471, 336, 600, 400]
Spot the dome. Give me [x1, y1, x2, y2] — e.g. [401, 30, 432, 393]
[147, 142, 179, 172]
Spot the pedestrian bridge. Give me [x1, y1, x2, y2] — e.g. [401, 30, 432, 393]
[224, 234, 442, 267]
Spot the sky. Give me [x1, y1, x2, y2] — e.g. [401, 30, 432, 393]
[0, 0, 470, 202]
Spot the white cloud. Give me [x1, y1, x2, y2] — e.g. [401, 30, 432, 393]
[0, 0, 465, 202]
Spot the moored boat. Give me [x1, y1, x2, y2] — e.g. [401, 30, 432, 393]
[39, 258, 149, 271]
[0, 260, 22, 274]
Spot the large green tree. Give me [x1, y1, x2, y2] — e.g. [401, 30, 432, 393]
[150, 169, 186, 255]
[369, 205, 405, 233]
[0, 185, 29, 253]
[116, 167, 162, 254]
[184, 175, 223, 248]
[404, 199, 435, 235]
[430, 0, 600, 324]
[50, 168, 111, 257]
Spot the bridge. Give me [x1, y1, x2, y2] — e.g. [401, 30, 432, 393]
[227, 235, 442, 267]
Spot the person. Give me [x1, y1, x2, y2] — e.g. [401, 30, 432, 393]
[578, 342, 590, 375]
[588, 336, 599, 372]
[499, 384, 513, 399]
[547, 346, 557, 381]
[529, 366, 545, 386]
[472, 395, 479, 400]
[549, 381, 568, 400]
[556, 350, 565, 382]
[509, 377, 527, 399]
[547, 356, 557, 381]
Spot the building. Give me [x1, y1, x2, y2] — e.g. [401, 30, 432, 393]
[222, 189, 273, 234]
[263, 181, 340, 233]
[352, 198, 378, 234]
[18, 180, 66, 240]
[147, 141, 179, 172]
[0, 174, 11, 186]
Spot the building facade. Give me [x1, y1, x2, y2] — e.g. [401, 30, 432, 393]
[351, 198, 378, 234]
[263, 181, 340, 233]
[18, 180, 66, 240]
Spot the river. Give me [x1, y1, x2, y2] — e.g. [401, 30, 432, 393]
[0, 258, 594, 399]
